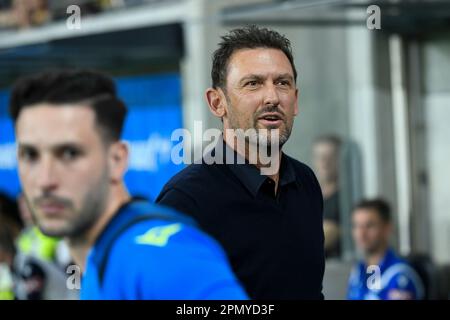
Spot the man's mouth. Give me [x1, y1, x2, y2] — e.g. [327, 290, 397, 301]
[257, 113, 284, 126]
[37, 201, 67, 216]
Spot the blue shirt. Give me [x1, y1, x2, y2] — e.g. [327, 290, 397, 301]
[347, 248, 424, 300]
[80, 201, 248, 300]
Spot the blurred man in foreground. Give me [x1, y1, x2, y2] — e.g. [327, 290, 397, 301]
[9, 69, 247, 300]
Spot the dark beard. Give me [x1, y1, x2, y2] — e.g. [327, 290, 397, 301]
[27, 170, 110, 240]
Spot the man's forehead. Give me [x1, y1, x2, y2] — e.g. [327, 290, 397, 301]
[16, 104, 99, 145]
[353, 209, 381, 221]
[227, 48, 294, 78]
[314, 142, 338, 154]
[230, 48, 291, 65]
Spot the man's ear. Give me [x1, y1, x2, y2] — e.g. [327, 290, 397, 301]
[205, 87, 227, 118]
[294, 88, 299, 116]
[108, 141, 129, 183]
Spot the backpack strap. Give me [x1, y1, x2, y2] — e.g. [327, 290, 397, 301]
[93, 200, 196, 287]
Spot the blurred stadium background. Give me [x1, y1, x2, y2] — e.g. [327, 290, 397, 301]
[0, 0, 449, 299]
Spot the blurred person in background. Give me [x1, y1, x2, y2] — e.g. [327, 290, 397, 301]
[48, 0, 102, 22]
[0, 192, 23, 240]
[9, 69, 247, 300]
[0, 0, 14, 29]
[14, 193, 76, 300]
[312, 135, 342, 258]
[11, 0, 50, 29]
[0, 0, 107, 29]
[0, 223, 16, 300]
[0, 193, 19, 300]
[0, 191, 75, 300]
[16, 193, 72, 270]
[347, 199, 424, 300]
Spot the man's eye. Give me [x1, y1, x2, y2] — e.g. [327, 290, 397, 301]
[276, 80, 290, 86]
[60, 148, 81, 161]
[19, 149, 38, 162]
[246, 81, 259, 87]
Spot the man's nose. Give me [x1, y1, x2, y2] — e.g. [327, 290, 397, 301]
[263, 83, 280, 107]
[36, 157, 59, 192]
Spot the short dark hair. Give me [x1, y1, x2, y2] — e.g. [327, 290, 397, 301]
[9, 69, 127, 143]
[353, 198, 391, 223]
[211, 25, 297, 89]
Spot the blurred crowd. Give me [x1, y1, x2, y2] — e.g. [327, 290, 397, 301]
[0, 192, 77, 300]
[0, 0, 164, 30]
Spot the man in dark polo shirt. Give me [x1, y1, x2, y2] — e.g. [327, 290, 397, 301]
[157, 25, 324, 299]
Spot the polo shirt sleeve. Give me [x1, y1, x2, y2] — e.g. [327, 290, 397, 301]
[156, 187, 200, 218]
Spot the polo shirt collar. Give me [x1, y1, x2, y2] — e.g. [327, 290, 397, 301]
[220, 139, 297, 197]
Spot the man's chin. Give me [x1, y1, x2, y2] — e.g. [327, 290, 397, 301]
[361, 247, 379, 257]
[256, 127, 289, 142]
[37, 222, 71, 238]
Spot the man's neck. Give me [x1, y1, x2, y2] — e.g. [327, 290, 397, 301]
[223, 133, 281, 193]
[68, 184, 130, 272]
[365, 247, 388, 267]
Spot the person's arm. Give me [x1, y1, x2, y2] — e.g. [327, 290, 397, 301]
[134, 223, 248, 300]
[385, 266, 425, 300]
[323, 219, 340, 252]
[156, 187, 200, 219]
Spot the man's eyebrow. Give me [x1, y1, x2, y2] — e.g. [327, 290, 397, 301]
[239, 74, 265, 84]
[17, 142, 84, 151]
[274, 73, 295, 82]
[53, 142, 83, 148]
[239, 73, 295, 84]
[17, 143, 36, 150]
[51, 143, 86, 155]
